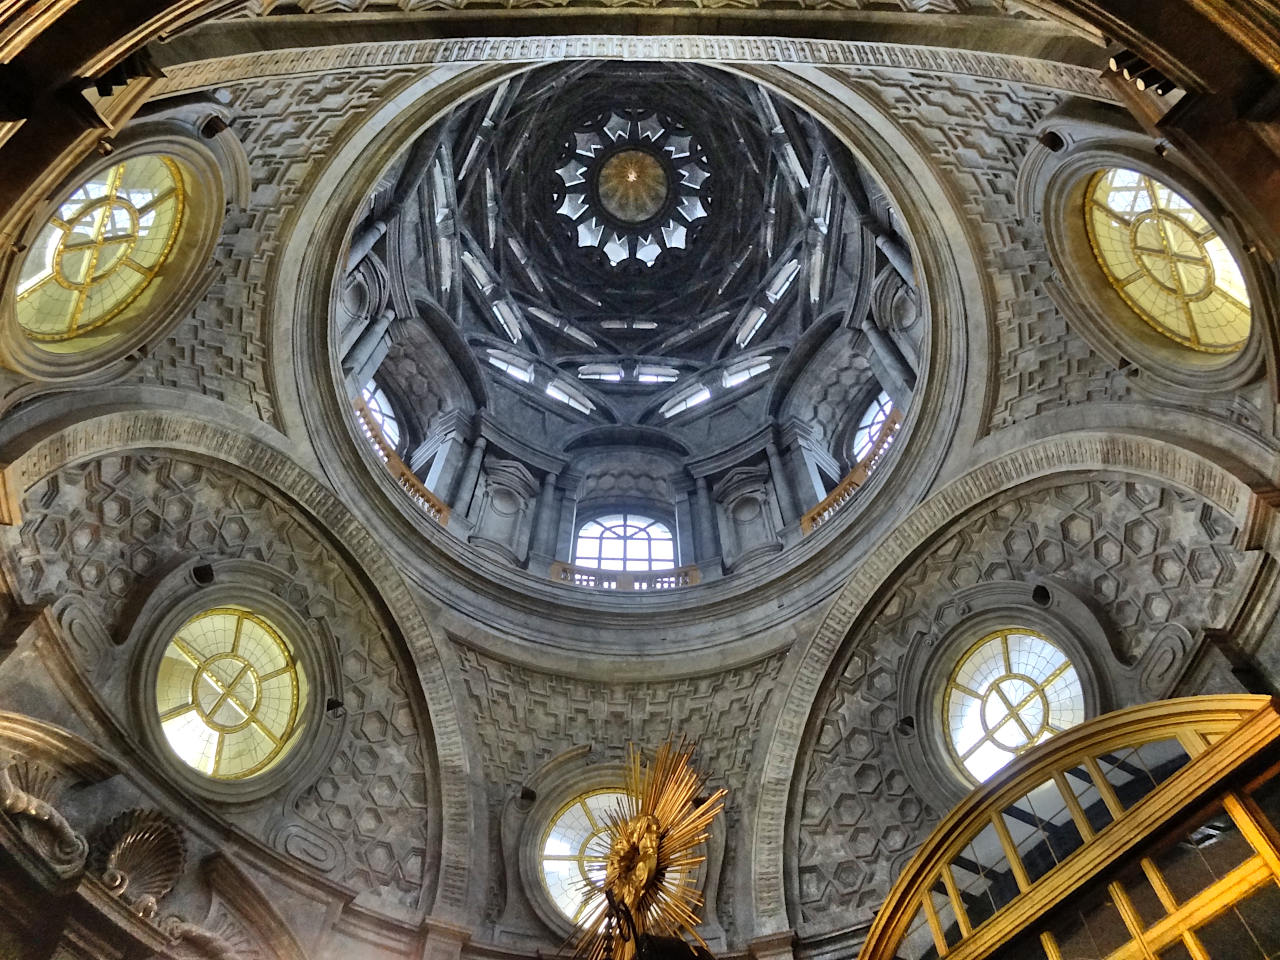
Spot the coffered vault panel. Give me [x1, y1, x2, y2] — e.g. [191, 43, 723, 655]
[5, 453, 436, 917]
[794, 478, 1251, 934]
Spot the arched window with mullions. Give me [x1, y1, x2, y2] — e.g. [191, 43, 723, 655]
[852, 388, 899, 467]
[573, 514, 676, 571]
[360, 380, 401, 452]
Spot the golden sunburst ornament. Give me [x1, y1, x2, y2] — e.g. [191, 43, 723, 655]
[571, 741, 726, 960]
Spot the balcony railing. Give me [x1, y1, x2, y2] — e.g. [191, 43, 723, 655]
[858, 695, 1280, 960]
[800, 407, 902, 534]
[353, 396, 450, 526]
[549, 562, 701, 591]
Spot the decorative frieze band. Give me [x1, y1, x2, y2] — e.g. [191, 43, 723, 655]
[152, 35, 1114, 101]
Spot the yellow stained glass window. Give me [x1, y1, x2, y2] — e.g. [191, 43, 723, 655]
[945, 628, 1085, 783]
[1085, 167, 1251, 353]
[155, 607, 306, 780]
[540, 790, 627, 923]
[16, 155, 186, 348]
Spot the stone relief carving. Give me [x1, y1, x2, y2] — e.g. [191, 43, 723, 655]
[8, 454, 434, 915]
[468, 458, 539, 565]
[829, 66, 1271, 440]
[714, 466, 784, 573]
[228, 0, 1015, 14]
[828, 67, 1130, 430]
[0, 756, 89, 877]
[153, 40, 1112, 105]
[576, 453, 679, 509]
[93, 808, 187, 919]
[781, 329, 873, 449]
[794, 478, 1249, 933]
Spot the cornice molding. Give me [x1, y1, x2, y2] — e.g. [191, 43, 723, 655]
[151, 36, 1116, 101]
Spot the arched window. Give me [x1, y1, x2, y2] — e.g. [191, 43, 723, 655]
[1085, 167, 1251, 353]
[16, 154, 187, 351]
[540, 789, 627, 923]
[945, 628, 1085, 783]
[361, 380, 401, 449]
[852, 389, 898, 465]
[574, 514, 676, 571]
[155, 607, 307, 780]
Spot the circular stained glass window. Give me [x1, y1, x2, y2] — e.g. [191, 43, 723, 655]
[540, 790, 627, 923]
[155, 607, 306, 780]
[945, 628, 1085, 783]
[16, 155, 187, 350]
[1085, 167, 1251, 353]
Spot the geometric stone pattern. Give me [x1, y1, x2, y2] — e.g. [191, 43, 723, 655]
[455, 643, 786, 792]
[123, 68, 417, 427]
[7, 454, 433, 915]
[455, 642, 787, 933]
[226, 0, 1020, 16]
[785, 331, 873, 446]
[795, 479, 1245, 932]
[839, 69, 1132, 429]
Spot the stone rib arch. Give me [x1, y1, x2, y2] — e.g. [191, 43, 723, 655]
[751, 430, 1269, 937]
[0, 408, 477, 922]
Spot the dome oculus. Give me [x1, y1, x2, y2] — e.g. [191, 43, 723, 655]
[155, 607, 306, 780]
[1085, 167, 1251, 353]
[556, 110, 709, 267]
[945, 628, 1084, 782]
[16, 155, 186, 349]
[597, 149, 669, 224]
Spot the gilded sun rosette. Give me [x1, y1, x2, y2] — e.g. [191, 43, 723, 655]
[570, 741, 726, 960]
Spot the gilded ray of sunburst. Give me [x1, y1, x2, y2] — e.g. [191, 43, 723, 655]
[570, 741, 726, 960]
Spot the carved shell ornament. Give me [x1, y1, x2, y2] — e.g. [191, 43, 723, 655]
[94, 808, 187, 918]
[0, 756, 89, 876]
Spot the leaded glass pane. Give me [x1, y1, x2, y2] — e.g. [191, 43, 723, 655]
[156, 607, 306, 780]
[945, 629, 1085, 782]
[17, 155, 187, 349]
[853, 389, 896, 464]
[540, 790, 627, 923]
[1085, 167, 1251, 353]
[574, 514, 677, 572]
[362, 381, 401, 449]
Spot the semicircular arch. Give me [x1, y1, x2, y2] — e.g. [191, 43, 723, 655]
[0, 407, 478, 922]
[753, 428, 1268, 936]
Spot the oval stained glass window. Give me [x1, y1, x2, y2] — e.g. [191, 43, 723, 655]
[945, 628, 1085, 782]
[16, 155, 187, 351]
[1085, 167, 1251, 353]
[155, 607, 306, 780]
